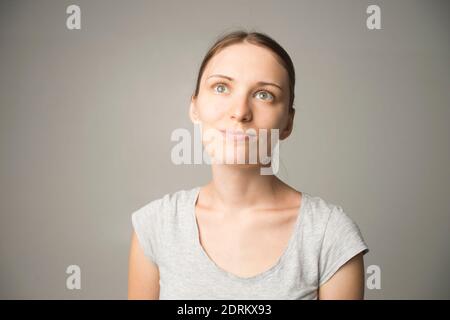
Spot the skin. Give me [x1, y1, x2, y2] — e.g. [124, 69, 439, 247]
[128, 41, 365, 299]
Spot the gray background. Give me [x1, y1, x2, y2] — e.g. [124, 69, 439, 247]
[1, 0, 449, 299]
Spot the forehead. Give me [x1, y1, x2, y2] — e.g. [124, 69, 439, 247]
[202, 42, 288, 86]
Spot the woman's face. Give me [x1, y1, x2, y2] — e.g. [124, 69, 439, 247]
[190, 42, 294, 165]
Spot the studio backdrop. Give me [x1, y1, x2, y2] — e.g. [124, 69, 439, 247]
[0, 0, 449, 299]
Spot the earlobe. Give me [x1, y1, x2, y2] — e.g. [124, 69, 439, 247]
[280, 113, 295, 140]
[280, 126, 292, 140]
[189, 100, 201, 124]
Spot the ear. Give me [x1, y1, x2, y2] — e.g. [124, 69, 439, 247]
[280, 107, 295, 140]
[189, 96, 201, 124]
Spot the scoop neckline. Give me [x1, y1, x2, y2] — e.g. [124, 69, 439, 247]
[190, 186, 308, 283]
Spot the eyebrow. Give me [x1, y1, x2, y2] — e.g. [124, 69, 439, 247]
[206, 74, 283, 91]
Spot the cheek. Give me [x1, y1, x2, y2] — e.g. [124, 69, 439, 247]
[254, 107, 286, 129]
[196, 95, 227, 122]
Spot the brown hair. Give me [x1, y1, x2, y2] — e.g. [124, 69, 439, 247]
[192, 30, 296, 112]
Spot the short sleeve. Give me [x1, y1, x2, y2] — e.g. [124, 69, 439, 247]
[318, 205, 369, 286]
[131, 201, 160, 265]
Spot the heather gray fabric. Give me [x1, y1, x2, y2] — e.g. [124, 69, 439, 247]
[131, 186, 369, 300]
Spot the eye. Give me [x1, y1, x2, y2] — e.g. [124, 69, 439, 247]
[254, 90, 274, 102]
[213, 83, 229, 94]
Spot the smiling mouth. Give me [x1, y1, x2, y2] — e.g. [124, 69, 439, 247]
[219, 129, 257, 141]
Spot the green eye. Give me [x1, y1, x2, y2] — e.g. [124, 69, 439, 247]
[213, 83, 228, 94]
[255, 91, 274, 101]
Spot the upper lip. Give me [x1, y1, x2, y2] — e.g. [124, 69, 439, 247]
[219, 128, 256, 136]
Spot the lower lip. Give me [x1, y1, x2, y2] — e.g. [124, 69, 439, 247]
[220, 131, 255, 141]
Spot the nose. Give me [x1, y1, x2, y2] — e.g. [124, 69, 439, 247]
[229, 94, 252, 122]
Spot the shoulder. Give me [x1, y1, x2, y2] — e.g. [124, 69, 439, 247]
[305, 194, 370, 286]
[131, 186, 199, 226]
[305, 192, 369, 258]
[302, 192, 365, 240]
[302, 192, 342, 226]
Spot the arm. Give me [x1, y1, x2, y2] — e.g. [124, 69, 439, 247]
[318, 252, 366, 300]
[128, 230, 160, 299]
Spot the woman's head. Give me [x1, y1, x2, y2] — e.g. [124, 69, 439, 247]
[189, 30, 296, 165]
[192, 30, 296, 112]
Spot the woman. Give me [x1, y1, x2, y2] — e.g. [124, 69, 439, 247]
[128, 30, 369, 300]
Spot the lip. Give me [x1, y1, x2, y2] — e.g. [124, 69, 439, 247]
[219, 129, 257, 141]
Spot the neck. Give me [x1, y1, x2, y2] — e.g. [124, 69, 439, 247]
[204, 164, 285, 212]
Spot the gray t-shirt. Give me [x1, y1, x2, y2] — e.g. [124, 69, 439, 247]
[131, 186, 369, 300]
